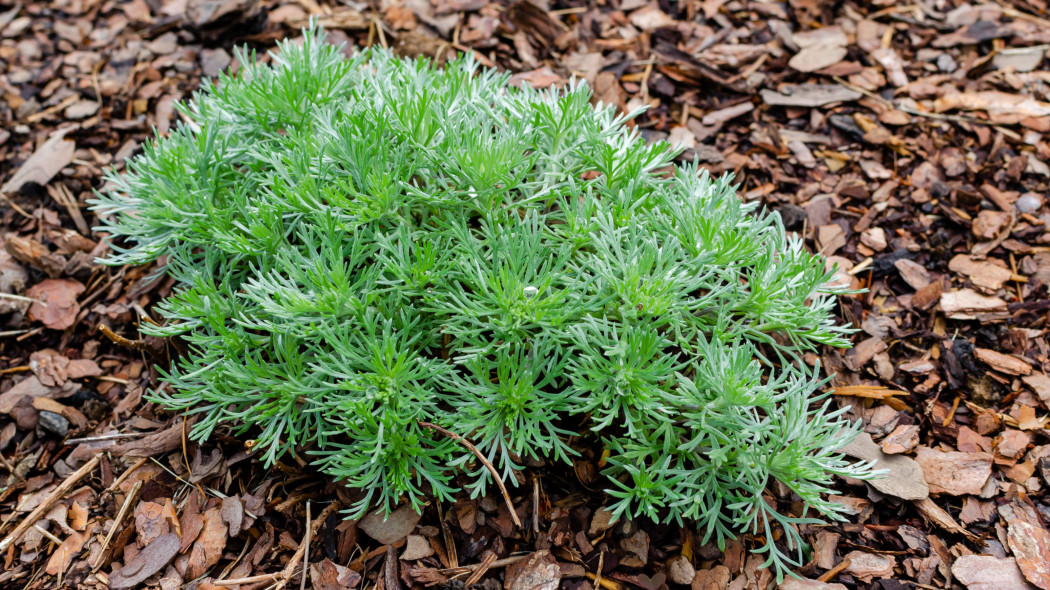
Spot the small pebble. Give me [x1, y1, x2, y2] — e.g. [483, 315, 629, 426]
[667, 555, 696, 585]
[38, 411, 70, 437]
[1016, 192, 1044, 214]
[937, 53, 957, 72]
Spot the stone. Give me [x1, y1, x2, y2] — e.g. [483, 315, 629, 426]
[38, 411, 70, 437]
[667, 555, 695, 585]
[505, 550, 561, 590]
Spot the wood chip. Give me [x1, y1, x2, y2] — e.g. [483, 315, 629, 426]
[881, 424, 920, 454]
[0, 128, 76, 194]
[914, 447, 992, 496]
[952, 555, 1036, 590]
[974, 348, 1032, 376]
[940, 289, 1007, 319]
[998, 498, 1050, 589]
[761, 84, 861, 107]
[843, 550, 894, 582]
[1021, 373, 1050, 404]
[949, 255, 1014, 292]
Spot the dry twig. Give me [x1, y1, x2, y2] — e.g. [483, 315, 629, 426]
[98, 324, 153, 354]
[0, 454, 100, 551]
[418, 421, 522, 529]
[93, 479, 143, 570]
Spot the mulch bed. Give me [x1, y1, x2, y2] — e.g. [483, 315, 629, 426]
[1, 0, 1050, 588]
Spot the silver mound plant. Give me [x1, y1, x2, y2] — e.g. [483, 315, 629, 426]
[92, 26, 875, 577]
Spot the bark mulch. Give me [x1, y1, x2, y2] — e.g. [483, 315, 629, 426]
[1, 0, 1050, 588]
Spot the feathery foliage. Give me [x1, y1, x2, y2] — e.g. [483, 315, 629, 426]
[92, 26, 875, 578]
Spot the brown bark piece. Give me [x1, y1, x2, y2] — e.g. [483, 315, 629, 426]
[914, 447, 992, 496]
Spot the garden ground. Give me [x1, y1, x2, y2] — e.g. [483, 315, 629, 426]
[1, 0, 1050, 588]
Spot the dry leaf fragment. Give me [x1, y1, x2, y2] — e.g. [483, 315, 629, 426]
[692, 566, 731, 590]
[111, 419, 187, 457]
[69, 501, 88, 531]
[913, 497, 980, 543]
[702, 102, 754, 126]
[996, 430, 1031, 461]
[974, 348, 1032, 376]
[220, 495, 244, 538]
[817, 224, 846, 255]
[0, 376, 53, 414]
[914, 446, 992, 496]
[401, 535, 433, 560]
[0, 128, 76, 194]
[185, 0, 260, 26]
[1017, 405, 1045, 431]
[839, 433, 930, 500]
[973, 210, 1012, 240]
[844, 337, 886, 371]
[25, 279, 85, 330]
[4, 234, 67, 278]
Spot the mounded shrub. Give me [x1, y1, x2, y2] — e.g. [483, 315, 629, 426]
[93, 26, 875, 576]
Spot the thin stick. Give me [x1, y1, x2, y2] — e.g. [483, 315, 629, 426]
[587, 567, 625, 590]
[93, 480, 143, 570]
[463, 552, 497, 585]
[106, 457, 148, 493]
[437, 501, 458, 569]
[439, 554, 528, 575]
[65, 432, 147, 446]
[595, 550, 605, 590]
[98, 325, 153, 354]
[532, 478, 540, 534]
[300, 501, 311, 590]
[272, 502, 340, 590]
[34, 524, 63, 545]
[0, 454, 100, 551]
[817, 557, 852, 583]
[212, 573, 281, 586]
[418, 421, 522, 529]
